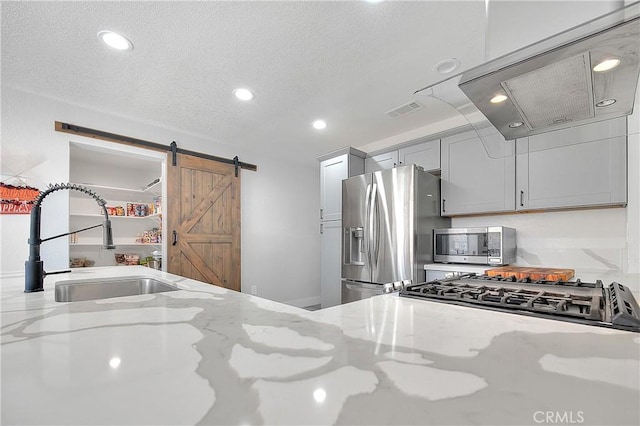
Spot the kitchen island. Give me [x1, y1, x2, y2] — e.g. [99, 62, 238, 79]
[2, 266, 639, 425]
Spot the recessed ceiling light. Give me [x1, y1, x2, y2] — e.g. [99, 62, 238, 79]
[233, 88, 254, 101]
[97, 31, 133, 51]
[508, 121, 524, 128]
[312, 120, 327, 130]
[433, 58, 461, 75]
[593, 58, 621, 72]
[596, 98, 616, 107]
[490, 94, 508, 104]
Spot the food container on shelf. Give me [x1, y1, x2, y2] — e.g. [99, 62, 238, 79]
[114, 253, 126, 265]
[70, 257, 86, 268]
[124, 254, 140, 265]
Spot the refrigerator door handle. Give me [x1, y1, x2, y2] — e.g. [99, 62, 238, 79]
[364, 183, 373, 267]
[369, 183, 378, 270]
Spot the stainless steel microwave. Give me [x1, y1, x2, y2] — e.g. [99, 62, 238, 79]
[433, 227, 516, 266]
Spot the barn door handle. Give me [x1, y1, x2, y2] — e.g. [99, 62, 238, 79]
[172, 230, 178, 246]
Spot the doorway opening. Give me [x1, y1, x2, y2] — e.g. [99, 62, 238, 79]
[68, 140, 167, 269]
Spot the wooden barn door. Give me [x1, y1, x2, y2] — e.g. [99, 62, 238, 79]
[167, 153, 240, 291]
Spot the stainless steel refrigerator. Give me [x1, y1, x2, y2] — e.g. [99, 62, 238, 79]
[341, 164, 450, 303]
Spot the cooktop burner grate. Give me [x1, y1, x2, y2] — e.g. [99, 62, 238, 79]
[400, 274, 640, 332]
[410, 281, 603, 321]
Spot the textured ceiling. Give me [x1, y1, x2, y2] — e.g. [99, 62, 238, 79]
[1, 1, 621, 163]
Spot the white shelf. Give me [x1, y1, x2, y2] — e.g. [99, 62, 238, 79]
[71, 179, 161, 194]
[70, 213, 161, 220]
[70, 242, 161, 247]
[69, 179, 161, 202]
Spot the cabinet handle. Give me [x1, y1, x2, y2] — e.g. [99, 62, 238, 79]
[393, 162, 397, 168]
[320, 208, 323, 220]
[172, 230, 178, 246]
[442, 199, 446, 213]
[520, 190, 524, 207]
[320, 224, 323, 235]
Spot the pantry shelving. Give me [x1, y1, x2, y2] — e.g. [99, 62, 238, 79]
[70, 242, 161, 247]
[69, 142, 165, 268]
[70, 213, 161, 219]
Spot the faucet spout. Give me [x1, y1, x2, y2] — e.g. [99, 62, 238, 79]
[25, 183, 116, 293]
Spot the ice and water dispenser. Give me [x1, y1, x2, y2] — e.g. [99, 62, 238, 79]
[344, 226, 365, 266]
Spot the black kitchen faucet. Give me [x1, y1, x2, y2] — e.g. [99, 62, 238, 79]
[24, 183, 116, 293]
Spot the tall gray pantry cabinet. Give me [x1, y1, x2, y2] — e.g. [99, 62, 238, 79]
[318, 148, 365, 308]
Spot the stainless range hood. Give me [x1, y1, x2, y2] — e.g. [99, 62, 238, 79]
[416, 2, 640, 142]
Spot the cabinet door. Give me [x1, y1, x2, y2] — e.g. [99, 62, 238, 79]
[398, 140, 440, 171]
[425, 269, 450, 282]
[441, 131, 515, 216]
[320, 220, 342, 308]
[365, 151, 398, 173]
[320, 154, 349, 221]
[516, 118, 627, 210]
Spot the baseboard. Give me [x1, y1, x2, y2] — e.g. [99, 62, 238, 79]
[283, 295, 321, 308]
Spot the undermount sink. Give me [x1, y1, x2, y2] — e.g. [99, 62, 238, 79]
[55, 276, 179, 302]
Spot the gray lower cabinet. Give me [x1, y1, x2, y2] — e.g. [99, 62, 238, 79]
[320, 220, 342, 308]
[441, 130, 516, 216]
[425, 269, 450, 282]
[516, 117, 627, 210]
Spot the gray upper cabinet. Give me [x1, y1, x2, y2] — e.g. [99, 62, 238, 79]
[516, 117, 627, 211]
[365, 139, 440, 173]
[319, 148, 366, 222]
[364, 151, 398, 173]
[441, 130, 516, 216]
[398, 140, 440, 172]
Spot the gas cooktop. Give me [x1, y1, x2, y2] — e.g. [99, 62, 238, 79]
[400, 274, 640, 332]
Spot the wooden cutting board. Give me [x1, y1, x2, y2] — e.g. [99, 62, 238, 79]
[484, 266, 575, 281]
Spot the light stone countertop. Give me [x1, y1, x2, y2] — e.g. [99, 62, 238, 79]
[1, 266, 639, 425]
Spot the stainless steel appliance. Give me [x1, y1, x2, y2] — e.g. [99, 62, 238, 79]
[433, 226, 516, 266]
[400, 274, 640, 332]
[341, 165, 450, 303]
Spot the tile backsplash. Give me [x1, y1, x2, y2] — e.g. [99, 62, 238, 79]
[451, 207, 637, 293]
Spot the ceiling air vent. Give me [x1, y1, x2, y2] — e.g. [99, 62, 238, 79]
[385, 101, 423, 118]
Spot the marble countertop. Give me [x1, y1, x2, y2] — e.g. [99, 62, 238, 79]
[2, 266, 639, 425]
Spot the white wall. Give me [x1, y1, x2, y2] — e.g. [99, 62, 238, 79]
[0, 86, 320, 306]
